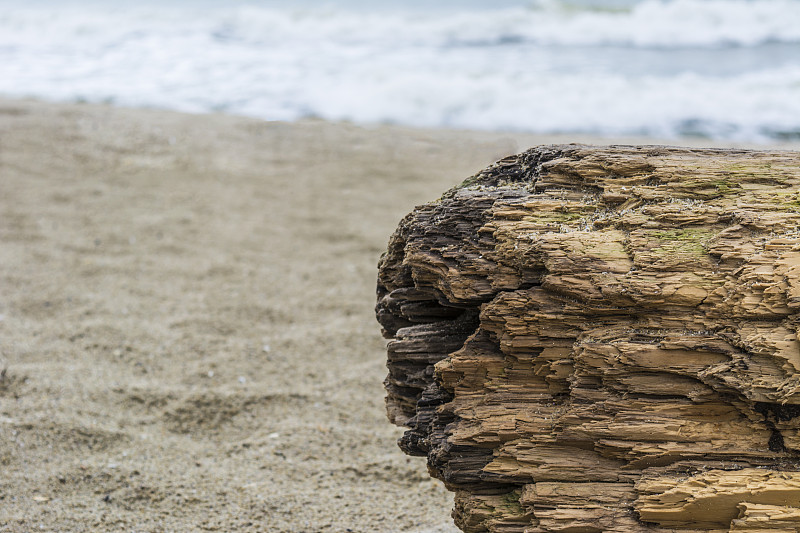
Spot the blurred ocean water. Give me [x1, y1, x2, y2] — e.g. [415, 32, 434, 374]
[0, 0, 798, 141]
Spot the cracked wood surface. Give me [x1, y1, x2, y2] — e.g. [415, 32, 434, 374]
[376, 145, 800, 532]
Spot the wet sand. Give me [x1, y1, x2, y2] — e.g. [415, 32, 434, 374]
[1, 98, 796, 532]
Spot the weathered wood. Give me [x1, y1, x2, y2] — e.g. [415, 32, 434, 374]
[376, 145, 800, 532]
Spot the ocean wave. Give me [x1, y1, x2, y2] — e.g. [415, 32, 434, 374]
[3, 0, 799, 49]
[224, 0, 800, 49]
[279, 65, 800, 141]
[519, 0, 800, 47]
[210, 0, 800, 49]
[0, 1, 799, 141]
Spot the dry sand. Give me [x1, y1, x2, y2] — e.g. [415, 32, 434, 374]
[1, 98, 797, 532]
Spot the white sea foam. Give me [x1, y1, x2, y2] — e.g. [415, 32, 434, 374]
[0, 0, 798, 141]
[522, 0, 800, 47]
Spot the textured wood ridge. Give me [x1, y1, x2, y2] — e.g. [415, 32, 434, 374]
[376, 145, 800, 532]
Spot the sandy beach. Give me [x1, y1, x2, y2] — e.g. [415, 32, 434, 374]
[1, 98, 798, 533]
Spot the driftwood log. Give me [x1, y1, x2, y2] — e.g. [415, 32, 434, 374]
[376, 145, 800, 532]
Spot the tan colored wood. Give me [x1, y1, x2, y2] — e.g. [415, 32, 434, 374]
[377, 145, 800, 532]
